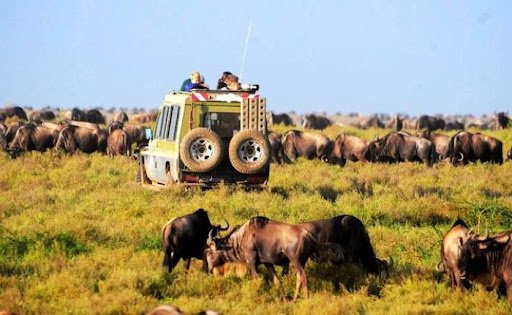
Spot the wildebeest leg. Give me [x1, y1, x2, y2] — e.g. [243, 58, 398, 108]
[166, 253, 180, 273]
[248, 258, 258, 278]
[264, 263, 279, 285]
[293, 266, 307, 302]
[183, 258, 192, 272]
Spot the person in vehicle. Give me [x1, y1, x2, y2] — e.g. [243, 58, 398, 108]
[216, 71, 232, 89]
[182, 71, 208, 91]
[221, 74, 241, 91]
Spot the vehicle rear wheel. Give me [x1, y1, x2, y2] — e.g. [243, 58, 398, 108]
[179, 128, 223, 172]
[229, 130, 270, 174]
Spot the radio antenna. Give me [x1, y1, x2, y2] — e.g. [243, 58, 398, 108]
[240, 18, 252, 82]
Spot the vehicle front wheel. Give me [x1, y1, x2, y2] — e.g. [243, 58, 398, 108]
[228, 130, 270, 174]
[179, 128, 223, 172]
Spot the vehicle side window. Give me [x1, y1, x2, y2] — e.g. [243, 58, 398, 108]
[155, 107, 170, 139]
[168, 105, 180, 141]
[155, 109, 165, 138]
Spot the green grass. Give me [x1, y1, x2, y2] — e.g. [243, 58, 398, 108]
[1, 126, 512, 314]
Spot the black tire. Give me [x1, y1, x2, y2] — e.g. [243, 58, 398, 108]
[229, 130, 270, 174]
[179, 128, 223, 172]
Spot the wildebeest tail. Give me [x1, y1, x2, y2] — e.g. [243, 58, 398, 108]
[338, 215, 380, 274]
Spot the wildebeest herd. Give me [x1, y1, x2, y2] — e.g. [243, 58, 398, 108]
[269, 129, 511, 167]
[0, 106, 153, 158]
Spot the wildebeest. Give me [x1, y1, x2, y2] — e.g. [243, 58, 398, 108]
[108, 120, 148, 147]
[29, 110, 56, 122]
[415, 115, 445, 131]
[366, 131, 435, 167]
[146, 304, 184, 315]
[301, 114, 332, 130]
[4, 121, 24, 145]
[113, 111, 129, 123]
[328, 134, 369, 166]
[1, 106, 28, 121]
[107, 129, 132, 157]
[161, 208, 229, 273]
[459, 231, 512, 302]
[439, 219, 474, 289]
[417, 130, 450, 161]
[268, 132, 283, 164]
[281, 130, 333, 162]
[8, 123, 59, 154]
[131, 113, 151, 124]
[496, 112, 510, 129]
[298, 215, 388, 274]
[206, 216, 325, 301]
[71, 108, 106, 124]
[447, 131, 503, 165]
[444, 120, 464, 131]
[54, 121, 108, 154]
[266, 112, 294, 126]
[359, 116, 385, 129]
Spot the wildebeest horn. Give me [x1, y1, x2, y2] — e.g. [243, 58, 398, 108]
[457, 152, 464, 162]
[208, 228, 215, 240]
[436, 261, 445, 272]
[219, 219, 229, 231]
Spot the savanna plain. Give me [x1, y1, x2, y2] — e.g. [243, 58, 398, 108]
[1, 125, 512, 315]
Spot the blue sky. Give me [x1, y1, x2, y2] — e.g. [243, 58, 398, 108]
[1, 1, 511, 115]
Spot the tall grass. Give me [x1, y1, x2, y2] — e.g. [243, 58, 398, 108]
[1, 126, 512, 314]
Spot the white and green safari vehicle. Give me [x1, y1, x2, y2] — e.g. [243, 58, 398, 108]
[137, 87, 271, 187]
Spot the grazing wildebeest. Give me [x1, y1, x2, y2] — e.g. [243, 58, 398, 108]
[417, 130, 450, 161]
[161, 208, 229, 273]
[359, 116, 385, 129]
[266, 112, 294, 126]
[301, 114, 332, 130]
[1, 106, 28, 121]
[438, 219, 474, 289]
[328, 134, 369, 167]
[281, 130, 333, 163]
[415, 115, 445, 131]
[8, 123, 59, 154]
[299, 215, 389, 274]
[113, 111, 129, 123]
[54, 121, 107, 154]
[459, 231, 512, 302]
[29, 110, 56, 122]
[447, 131, 503, 165]
[268, 132, 283, 164]
[108, 120, 148, 147]
[107, 129, 132, 157]
[366, 131, 435, 167]
[206, 216, 325, 301]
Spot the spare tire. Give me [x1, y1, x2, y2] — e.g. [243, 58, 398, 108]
[179, 128, 223, 172]
[229, 130, 271, 174]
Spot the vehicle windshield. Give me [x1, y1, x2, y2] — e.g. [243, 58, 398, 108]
[203, 112, 240, 138]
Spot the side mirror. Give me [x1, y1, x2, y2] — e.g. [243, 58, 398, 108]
[145, 128, 153, 140]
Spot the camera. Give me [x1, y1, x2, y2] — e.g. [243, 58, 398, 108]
[241, 83, 259, 92]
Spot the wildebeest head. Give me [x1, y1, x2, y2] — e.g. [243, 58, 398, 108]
[55, 126, 78, 153]
[459, 233, 510, 281]
[108, 120, 124, 134]
[71, 108, 84, 121]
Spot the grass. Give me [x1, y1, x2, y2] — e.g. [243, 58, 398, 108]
[1, 126, 512, 314]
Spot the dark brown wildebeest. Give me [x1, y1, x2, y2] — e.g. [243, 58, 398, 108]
[266, 112, 294, 126]
[281, 130, 333, 163]
[366, 131, 435, 167]
[268, 132, 283, 164]
[113, 111, 129, 123]
[8, 123, 59, 154]
[417, 130, 450, 161]
[1, 106, 28, 121]
[206, 216, 328, 302]
[459, 231, 512, 302]
[301, 114, 332, 130]
[107, 129, 132, 157]
[54, 121, 107, 154]
[444, 120, 464, 131]
[299, 215, 389, 274]
[86, 109, 105, 124]
[447, 131, 503, 165]
[328, 134, 369, 166]
[4, 121, 24, 146]
[29, 110, 56, 122]
[161, 208, 229, 273]
[415, 115, 445, 131]
[497, 112, 510, 129]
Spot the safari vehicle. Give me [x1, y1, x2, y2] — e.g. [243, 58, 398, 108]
[137, 86, 270, 187]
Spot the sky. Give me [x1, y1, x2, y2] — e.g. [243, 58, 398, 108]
[1, 1, 511, 115]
